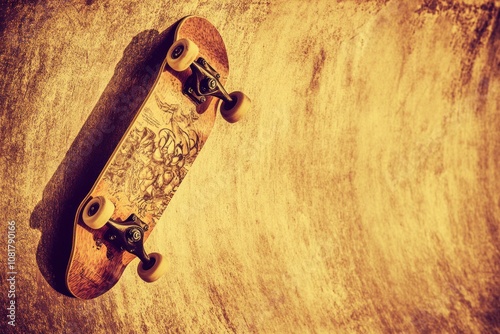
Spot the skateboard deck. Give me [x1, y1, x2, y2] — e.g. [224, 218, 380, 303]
[66, 16, 244, 299]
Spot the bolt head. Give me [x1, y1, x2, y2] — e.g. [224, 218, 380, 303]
[127, 228, 142, 242]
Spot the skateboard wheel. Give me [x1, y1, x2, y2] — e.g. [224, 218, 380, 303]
[81, 196, 115, 229]
[167, 38, 199, 72]
[220, 91, 251, 123]
[137, 252, 167, 283]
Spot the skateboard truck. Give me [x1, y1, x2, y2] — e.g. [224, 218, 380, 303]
[182, 56, 234, 108]
[80, 196, 167, 284]
[103, 214, 155, 270]
[81, 196, 159, 272]
[167, 38, 250, 123]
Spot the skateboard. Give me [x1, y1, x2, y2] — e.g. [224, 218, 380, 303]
[65, 16, 250, 299]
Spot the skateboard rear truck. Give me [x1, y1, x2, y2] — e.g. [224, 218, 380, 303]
[167, 38, 251, 123]
[81, 196, 167, 282]
[104, 214, 155, 270]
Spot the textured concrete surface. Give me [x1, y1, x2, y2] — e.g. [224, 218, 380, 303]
[1, 0, 500, 333]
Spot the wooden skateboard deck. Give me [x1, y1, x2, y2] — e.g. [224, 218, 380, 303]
[66, 16, 234, 299]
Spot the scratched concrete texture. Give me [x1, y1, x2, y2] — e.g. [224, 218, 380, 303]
[1, 0, 500, 333]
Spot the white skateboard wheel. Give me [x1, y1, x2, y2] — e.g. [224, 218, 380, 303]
[81, 196, 114, 229]
[220, 91, 251, 123]
[137, 252, 167, 282]
[167, 38, 199, 72]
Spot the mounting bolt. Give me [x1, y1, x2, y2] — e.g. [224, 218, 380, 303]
[109, 234, 116, 241]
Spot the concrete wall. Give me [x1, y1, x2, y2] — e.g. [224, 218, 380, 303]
[1, 0, 499, 332]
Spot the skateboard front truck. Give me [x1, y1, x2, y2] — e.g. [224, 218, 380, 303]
[183, 57, 232, 105]
[166, 38, 251, 123]
[81, 196, 167, 282]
